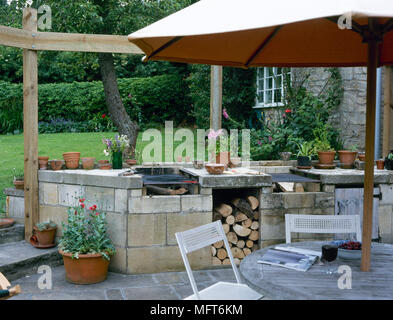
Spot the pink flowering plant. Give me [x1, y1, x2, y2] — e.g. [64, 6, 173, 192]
[58, 198, 115, 260]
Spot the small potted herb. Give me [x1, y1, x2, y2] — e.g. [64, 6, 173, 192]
[296, 141, 313, 169]
[32, 221, 57, 246]
[12, 168, 24, 190]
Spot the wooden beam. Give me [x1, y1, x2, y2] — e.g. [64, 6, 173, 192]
[210, 65, 223, 131]
[0, 25, 143, 54]
[383, 66, 392, 157]
[361, 21, 379, 272]
[23, 8, 39, 242]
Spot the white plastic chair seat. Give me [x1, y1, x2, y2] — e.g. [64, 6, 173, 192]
[175, 221, 263, 300]
[184, 282, 262, 300]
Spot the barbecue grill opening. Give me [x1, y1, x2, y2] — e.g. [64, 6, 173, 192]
[134, 166, 199, 196]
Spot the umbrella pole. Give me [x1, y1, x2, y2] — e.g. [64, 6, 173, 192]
[361, 36, 379, 272]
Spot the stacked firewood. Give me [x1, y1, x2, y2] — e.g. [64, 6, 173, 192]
[212, 195, 260, 265]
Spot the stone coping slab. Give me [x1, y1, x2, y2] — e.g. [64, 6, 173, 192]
[3, 187, 24, 197]
[38, 169, 143, 189]
[291, 167, 393, 185]
[181, 167, 272, 188]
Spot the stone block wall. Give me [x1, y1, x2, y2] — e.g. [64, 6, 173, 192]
[38, 182, 213, 274]
[259, 187, 336, 247]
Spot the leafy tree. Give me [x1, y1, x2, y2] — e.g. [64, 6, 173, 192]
[0, 0, 196, 154]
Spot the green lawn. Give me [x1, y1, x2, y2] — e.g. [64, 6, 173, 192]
[0, 131, 200, 214]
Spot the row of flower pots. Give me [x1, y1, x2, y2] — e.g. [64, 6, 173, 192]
[297, 148, 393, 170]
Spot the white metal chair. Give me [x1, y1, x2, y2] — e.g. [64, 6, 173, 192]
[175, 220, 263, 300]
[285, 214, 362, 244]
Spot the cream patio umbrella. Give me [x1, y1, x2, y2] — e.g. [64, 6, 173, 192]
[128, 0, 393, 271]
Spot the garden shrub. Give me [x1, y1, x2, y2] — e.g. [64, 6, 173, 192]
[0, 74, 192, 134]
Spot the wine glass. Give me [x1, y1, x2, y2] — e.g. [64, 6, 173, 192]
[321, 245, 338, 274]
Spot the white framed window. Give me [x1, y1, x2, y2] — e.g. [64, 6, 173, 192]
[255, 67, 291, 108]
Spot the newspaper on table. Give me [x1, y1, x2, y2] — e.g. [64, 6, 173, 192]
[257, 246, 322, 272]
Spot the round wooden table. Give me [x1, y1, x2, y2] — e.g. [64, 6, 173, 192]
[240, 241, 393, 300]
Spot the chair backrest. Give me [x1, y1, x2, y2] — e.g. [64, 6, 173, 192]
[175, 220, 242, 300]
[285, 214, 362, 243]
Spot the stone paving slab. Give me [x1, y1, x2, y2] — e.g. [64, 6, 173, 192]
[7, 265, 267, 300]
[0, 241, 62, 281]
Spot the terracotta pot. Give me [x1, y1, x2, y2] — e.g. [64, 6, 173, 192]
[338, 150, 358, 165]
[376, 160, 385, 170]
[0, 218, 15, 229]
[358, 154, 366, 161]
[229, 157, 241, 168]
[99, 164, 112, 170]
[317, 151, 336, 165]
[205, 163, 225, 174]
[216, 151, 230, 168]
[126, 159, 137, 166]
[13, 180, 24, 190]
[38, 156, 49, 170]
[63, 152, 80, 169]
[98, 160, 109, 165]
[280, 152, 292, 161]
[33, 226, 56, 245]
[59, 250, 110, 284]
[81, 157, 96, 170]
[50, 160, 64, 171]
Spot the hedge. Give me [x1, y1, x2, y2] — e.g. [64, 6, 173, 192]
[0, 74, 192, 134]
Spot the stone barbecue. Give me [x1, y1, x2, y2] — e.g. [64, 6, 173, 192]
[5, 161, 393, 274]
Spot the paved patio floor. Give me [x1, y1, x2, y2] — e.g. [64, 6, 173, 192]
[8, 266, 268, 300]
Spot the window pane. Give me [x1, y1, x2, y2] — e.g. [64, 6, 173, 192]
[257, 91, 264, 104]
[274, 89, 282, 103]
[258, 79, 264, 91]
[266, 77, 272, 90]
[265, 90, 272, 104]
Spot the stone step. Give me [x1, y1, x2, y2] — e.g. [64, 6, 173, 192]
[0, 241, 63, 281]
[0, 224, 25, 245]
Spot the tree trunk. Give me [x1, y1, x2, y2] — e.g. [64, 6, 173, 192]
[98, 52, 139, 157]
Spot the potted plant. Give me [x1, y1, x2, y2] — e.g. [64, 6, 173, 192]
[313, 139, 335, 165]
[296, 141, 313, 168]
[58, 198, 115, 284]
[338, 145, 358, 167]
[103, 135, 130, 169]
[385, 153, 393, 170]
[31, 221, 57, 247]
[12, 168, 24, 190]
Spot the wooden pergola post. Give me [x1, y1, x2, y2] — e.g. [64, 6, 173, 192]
[383, 66, 392, 158]
[210, 65, 223, 131]
[361, 19, 379, 271]
[22, 8, 39, 241]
